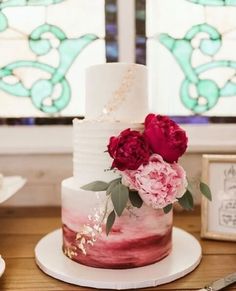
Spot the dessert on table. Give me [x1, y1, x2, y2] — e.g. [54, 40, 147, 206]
[61, 63, 192, 269]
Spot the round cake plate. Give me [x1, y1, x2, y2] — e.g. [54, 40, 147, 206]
[0, 256, 5, 278]
[35, 227, 202, 290]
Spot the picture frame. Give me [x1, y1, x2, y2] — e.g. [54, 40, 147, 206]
[201, 155, 236, 241]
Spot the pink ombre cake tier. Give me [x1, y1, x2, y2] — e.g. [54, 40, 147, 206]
[62, 178, 173, 269]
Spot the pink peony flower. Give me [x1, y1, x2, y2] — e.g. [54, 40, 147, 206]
[121, 154, 187, 209]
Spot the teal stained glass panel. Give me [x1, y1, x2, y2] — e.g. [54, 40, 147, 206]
[147, 0, 236, 116]
[0, 0, 105, 117]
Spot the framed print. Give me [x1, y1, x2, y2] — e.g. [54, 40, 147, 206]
[201, 155, 236, 241]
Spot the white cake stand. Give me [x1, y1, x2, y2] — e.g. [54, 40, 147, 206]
[35, 227, 202, 290]
[0, 256, 5, 278]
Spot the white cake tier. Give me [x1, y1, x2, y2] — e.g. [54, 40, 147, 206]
[85, 63, 148, 121]
[73, 119, 143, 186]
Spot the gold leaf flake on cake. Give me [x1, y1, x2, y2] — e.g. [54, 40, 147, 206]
[102, 64, 136, 118]
[75, 206, 104, 255]
[64, 246, 77, 259]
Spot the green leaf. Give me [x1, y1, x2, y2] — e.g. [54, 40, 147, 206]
[106, 210, 116, 236]
[178, 190, 194, 210]
[81, 181, 109, 191]
[200, 182, 212, 201]
[129, 190, 143, 208]
[186, 177, 194, 193]
[163, 204, 173, 214]
[111, 183, 129, 217]
[106, 178, 121, 196]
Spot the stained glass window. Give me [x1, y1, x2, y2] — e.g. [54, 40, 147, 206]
[145, 0, 236, 118]
[136, 0, 146, 65]
[0, 0, 117, 119]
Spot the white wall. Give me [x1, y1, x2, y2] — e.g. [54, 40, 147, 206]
[1, 124, 236, 207]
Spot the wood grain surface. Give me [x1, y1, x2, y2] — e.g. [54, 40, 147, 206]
[0, 207, 235, 291]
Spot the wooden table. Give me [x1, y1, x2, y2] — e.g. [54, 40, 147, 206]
[0, 207, 235, 291]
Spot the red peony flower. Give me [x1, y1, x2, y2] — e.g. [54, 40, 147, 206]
[144, 114, 188, 163]
[107, 128, 150, 171]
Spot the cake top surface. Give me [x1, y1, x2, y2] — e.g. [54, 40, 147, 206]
[85, 63, 148, 122]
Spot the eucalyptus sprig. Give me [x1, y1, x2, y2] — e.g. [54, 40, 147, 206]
[81, 181, 109, 192]
[81, 177, 212, 234]
[178, 189, 194, 210]
[163, 204, 173, 214]
[81, 178, 143, 235]
[200, 181, 212, 201]
[106, 210, 116, 235]
[174, 179, 212, 212]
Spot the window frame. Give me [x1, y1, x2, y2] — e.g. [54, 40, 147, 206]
[0, 0, 235, 155]
[1, 124, 236, 154]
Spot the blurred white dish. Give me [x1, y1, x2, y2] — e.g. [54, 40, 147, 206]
[0, 175, 26, 204]
[0, 175, 25, 277]
[0, 256, 5, 277]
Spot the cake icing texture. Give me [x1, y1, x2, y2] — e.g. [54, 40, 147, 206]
[62, 63, 175, 269]
[73, 119, 143, 185]
[85, 63, 148, 121]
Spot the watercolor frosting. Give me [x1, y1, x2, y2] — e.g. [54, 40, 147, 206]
[62, 178, 172, 268]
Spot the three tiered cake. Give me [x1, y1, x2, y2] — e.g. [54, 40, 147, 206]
[61, 63, 173, 269]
